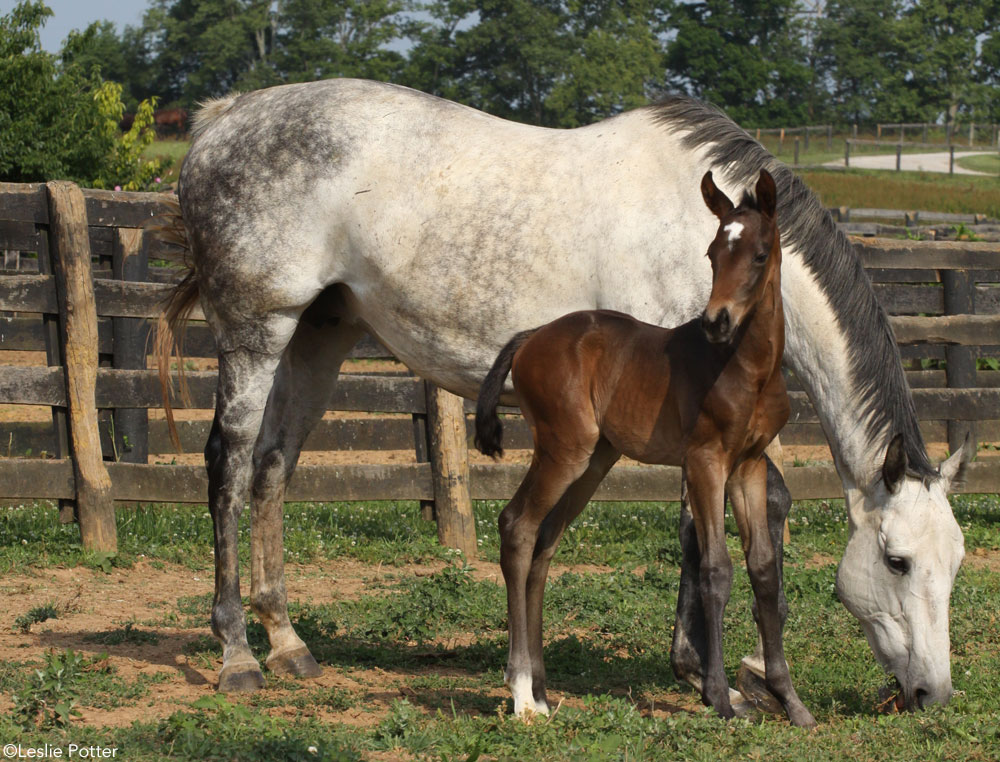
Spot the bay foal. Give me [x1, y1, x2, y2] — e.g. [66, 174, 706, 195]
[475, 170, 815, 727]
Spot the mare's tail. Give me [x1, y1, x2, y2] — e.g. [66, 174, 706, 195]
[474, 329, 535, 459]
[148, 195, 200, 452]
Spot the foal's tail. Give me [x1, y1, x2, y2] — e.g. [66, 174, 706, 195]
[474, 329, 535, 459]
[148, 195, 200, 452]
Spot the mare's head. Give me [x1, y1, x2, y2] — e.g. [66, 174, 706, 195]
[699, 169, 780, 344]
[837, 434, 970, 710]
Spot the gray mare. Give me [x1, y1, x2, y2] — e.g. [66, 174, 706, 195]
[164, 79, 967, 712]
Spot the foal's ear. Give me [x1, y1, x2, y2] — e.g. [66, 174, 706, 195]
[755, 169, 777, 219]
[701, 171, 734, 219]
[882, 433, 907, 494]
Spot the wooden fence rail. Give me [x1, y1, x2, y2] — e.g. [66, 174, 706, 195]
[1, 183, 998, 554]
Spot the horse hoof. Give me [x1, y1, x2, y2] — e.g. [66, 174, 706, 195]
[728, 688, 754, 718]
[736, 661, 783, 715]
[789, 705, 818, 729]
[218, 664, 265, 693]
[266, 646, 323, 678]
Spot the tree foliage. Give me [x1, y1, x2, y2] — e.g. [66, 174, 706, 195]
[0, 1, 162, 187]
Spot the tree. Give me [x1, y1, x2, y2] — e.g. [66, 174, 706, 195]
[0, 1, 162, 188]
[665, 0, 814, 126]
[902, 0, 997, 126]
[815, 0, 919, 124]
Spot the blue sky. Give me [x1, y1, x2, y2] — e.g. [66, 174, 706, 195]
[2, 0, 146, 52]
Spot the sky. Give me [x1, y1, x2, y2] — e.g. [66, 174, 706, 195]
[2, 0, 146, 52]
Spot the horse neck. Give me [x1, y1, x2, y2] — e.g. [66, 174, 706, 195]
[734, 251, 784, 379]
[780, 244, 903, 490]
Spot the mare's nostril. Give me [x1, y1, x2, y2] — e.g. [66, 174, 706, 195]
[915, 688, 930, 710]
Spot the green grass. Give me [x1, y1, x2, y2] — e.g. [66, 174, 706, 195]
[797, 168, 1000, 218]
[957, 153, 1000, 175]
[2, 495, 999, 760]
[142, 139, 190, 187]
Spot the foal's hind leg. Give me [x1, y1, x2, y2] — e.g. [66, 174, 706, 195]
[204, 315, 298, 692]
[249, 313, 364, 678]
[672, 455, 787, 714]
[523, 439, 620, 712]
[684, 451, 735, 719]
[500, 453, 591, 716]
[728, 457, 815, 728]
[737, 456, 792, 713]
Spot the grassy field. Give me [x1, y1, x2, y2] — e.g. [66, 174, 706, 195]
[796, 168, 1000, 218]
[1, 495, 999, 761]
[957, 153, 1000, 175]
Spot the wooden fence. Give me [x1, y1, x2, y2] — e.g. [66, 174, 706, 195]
[1, 182, 999, 553]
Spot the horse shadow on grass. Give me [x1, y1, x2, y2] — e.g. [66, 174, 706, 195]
[35, 627, 212, 687]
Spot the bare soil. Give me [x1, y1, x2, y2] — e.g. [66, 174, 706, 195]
[1, 559, 700, 730]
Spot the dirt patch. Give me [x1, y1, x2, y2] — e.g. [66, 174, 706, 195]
[965, 546, 1000, 572]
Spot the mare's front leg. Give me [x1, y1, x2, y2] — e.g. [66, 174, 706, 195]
[249, 316, 364, 678]
[728, 457, 816, 728]
[500, 454, 589, 716]
[684, 452, 735, 719]
[205, 330, 290, 692]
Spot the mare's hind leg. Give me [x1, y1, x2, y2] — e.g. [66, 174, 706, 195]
[671, 455, 785, 714]
[523, 439, 620, 712]
[205, 314, 298, 692]
[500, 453, 592, 716]
[249, 309, 365, 678]
[728, 457, 815, 728]
[737, 456, 792, 713]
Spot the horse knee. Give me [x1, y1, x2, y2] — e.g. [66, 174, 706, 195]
[765, 459, 791, 523]
[252, 448, 288, 501]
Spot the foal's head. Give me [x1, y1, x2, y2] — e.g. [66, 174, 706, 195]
[699, 169, 780, 344]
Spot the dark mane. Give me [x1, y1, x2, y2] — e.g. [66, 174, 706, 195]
[650, 95, 934, 477]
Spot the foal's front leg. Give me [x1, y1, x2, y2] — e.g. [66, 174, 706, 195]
[684, 454, 735, 718]
[728, 458, 816, 728]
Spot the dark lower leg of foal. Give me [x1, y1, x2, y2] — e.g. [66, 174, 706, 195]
[499, 456, 586, 715]
[730, 459, 815, 728]
[523, 443, 619, 709]
[685, 460, 735, 718]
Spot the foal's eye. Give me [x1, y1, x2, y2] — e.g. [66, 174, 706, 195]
[753, 250, 768, 264]
[886, 556, 910, 575]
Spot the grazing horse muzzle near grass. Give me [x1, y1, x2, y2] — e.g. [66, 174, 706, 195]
[475, 170, 816, 727]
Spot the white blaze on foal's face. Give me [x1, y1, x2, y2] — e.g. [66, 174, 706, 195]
[724, 221, 744, 249]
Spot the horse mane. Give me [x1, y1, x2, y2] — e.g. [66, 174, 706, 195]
[650, 95, 935, 478]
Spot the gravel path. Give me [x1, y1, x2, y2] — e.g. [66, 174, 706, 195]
[824, 150, 992, 175]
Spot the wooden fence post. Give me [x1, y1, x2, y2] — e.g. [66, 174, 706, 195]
[111, 228, 149, 464]
[942, 270, 976, 455]
[844, 139, 851, 168]
[793, 137, 800, 166]
[896, 143, 902, 172]
[35, 220, 74, 523]
[425, 383, 477, 558]
[46, 181, 117, 553]
[826, 125, 832, 152]
[949, 145, 955, 175]
[411, 402, 434, 521]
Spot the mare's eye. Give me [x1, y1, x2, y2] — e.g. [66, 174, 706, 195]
[753, 250, 768, 264]
[886, 556, 910, 575]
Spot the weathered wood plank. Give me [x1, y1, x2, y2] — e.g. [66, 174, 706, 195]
[0, 459, 75, 499]
[105, 462, 434, 502]
[890, 315, 1000, 346]
[0, 183, 47, 224]
[0, 274, 56, 313]
[0, 219, 41, 251]
[47, 181, 116, 552]
[854, 238, 1000, 270]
